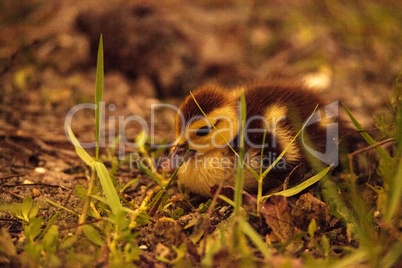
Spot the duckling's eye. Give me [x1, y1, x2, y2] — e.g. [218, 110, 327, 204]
[196, 126, 211, 136]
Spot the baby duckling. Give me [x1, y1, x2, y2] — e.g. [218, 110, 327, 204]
[163, 82, 340, 196]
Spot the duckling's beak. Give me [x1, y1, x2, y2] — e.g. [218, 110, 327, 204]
[162, 142, 196, 173]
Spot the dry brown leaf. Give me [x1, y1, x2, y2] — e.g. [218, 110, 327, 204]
[261, 195, 293, 243]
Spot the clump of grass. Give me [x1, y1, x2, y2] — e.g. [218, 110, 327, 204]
[305, 72, 402, 267]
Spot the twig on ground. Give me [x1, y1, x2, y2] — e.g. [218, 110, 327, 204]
[2, 182, 71, 191]
[0, 173, 26, 182]
[348, 138, 395, 174]
[3, 189, 25, 199]
[59, 219, 103, 232]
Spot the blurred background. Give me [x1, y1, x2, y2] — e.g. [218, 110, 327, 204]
[0, 0, 401, 146]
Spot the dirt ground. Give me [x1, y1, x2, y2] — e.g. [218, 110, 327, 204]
[0, 0, 401, 266]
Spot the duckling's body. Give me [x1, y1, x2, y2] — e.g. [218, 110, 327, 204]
[164, 82, 339, 196]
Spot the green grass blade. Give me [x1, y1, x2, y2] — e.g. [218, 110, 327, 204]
[380, 241, 402, 268]
[95, 35, 104, 161]
[385, 158, 402, 222]
[88, 194, 108, 205]
[384, 72, 402, 222]
[246, 161, 260, 180]
[257, 127, 268, 214]
[239, 218, 271, 259]
[392, 71, 402, 156]
[329, 250, 367, 268]
[234, 90, 247, 214]
[139, 163, 164, 188]
[82, 225, 104, 246]
[165, 149, 196, 190]
[120, 179, 138, 193]
[121, 207, 137, 214]
[38, 212, 61, 240]
[262, 165, 331, 200]
[45, 198, 79, 216]
[22, 196, 33, 222]
[93, 162, 122, 215]
[67, 127, 94, 167]
[218, 195, 236, 207]
[201, 241, 221, 267]
[190, 91, 232, 148]
[260, 127, 267, 177]
[261, 105, 319, 178]
[343, 104, 393, 164]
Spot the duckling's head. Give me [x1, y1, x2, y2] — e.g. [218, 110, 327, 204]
[163, 86, 239, 172]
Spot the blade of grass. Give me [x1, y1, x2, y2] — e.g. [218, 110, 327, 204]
[165, 149, 192, 190]
[45, 198, 79, 216]
[107, 134, 120, 160]
[95, 34, 104, 161]
[257, 127, 268, 215]
[148, 150, 190, 217]
[262, 165, 332, 200]
[121, 207, 137, 214]
[21, 196, 33, 222]
[139, 163, 164, 188]
[218, 195, 236, 207]
[260, 127, 267, 178]
[234, 90, 247, 215]
[120, 179, 138, 193]
[392, 71, 402, 156]
[385, 72, 402, 222]
[239, 218, 271, 259]
[260, 105, 319, 179]
[343, 104, 393, 164]
[37, 212, 61, 241]
[93, 162, 122, 215]
[201, 240, 221, 267]
[380, 241, 402, 268]
[68, 126, 98, 234]
[67, 127, 94, 167]
[88, 194, 108, 206]
[385, 157, 402, 222]
[82, 225, 104, 246]
[329, 250, 367, 268]
[148, 190, 167, 217]
[77, 168, 96, 235]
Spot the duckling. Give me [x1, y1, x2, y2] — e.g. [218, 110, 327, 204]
[163, 82, 341, 196]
